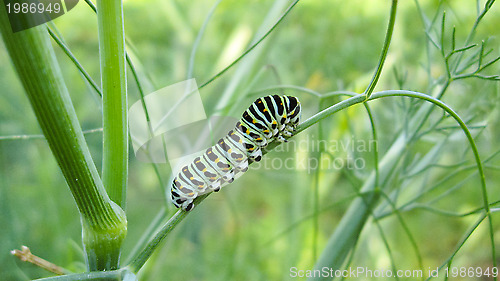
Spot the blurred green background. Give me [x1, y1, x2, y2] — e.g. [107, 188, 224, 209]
[1, 0, 499, 280]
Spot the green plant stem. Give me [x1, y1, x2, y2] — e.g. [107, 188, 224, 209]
[308, 90, 494, 278]
[364, 0, 398, 99]
[0, 1, 126, 272]
[126, 194, 209, 273]
[127, 94, 371, 275]
[128, 87, 494, 275]
[451, 0, 496, 74]
[369, 90, 495, 267]
[309, 135, 404, 280]
[187, 0, 222, 79]
[198, 0, 300, 90]
[427, 214, 487, 281]
[296, 95, 366, 134]
[47, 26, 101, 97]
[80, 0, 167, 203]
[97, 0, 128, 209]
[124, 207, 168, 265]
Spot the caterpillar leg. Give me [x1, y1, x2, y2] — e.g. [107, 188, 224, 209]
[248, 147, 262, 161]
[210, 179, 222, 191]
[170, 186, 195, 211]
[181, 199, 194, 211]
[276, 135, 288, 142]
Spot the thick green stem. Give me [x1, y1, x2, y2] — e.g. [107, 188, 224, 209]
[98, 0, 128, 209]
[0, 1, 126, 272]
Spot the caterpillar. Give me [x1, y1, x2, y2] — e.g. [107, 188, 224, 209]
[171, 95, 301, 211]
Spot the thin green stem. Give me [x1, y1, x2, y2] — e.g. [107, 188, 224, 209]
[46, 26, 102, 97]
[125, 55, 170, 196]
[124, 207, 168, 265]
[311, 100, 325, 262]
[378, 191, 424, 280]
[364, 0, 398, 99]
[198, 0, 300, 90]
[297, 95, 367, 134]
[408, 80, 450, 141]
[396, 200, 500, 218]
[187, 0, 222, 79]
[127, 55, 150, 127]
[126, 194, 209, 273]
[0, 128, 103, 141]
[363, 104, 380, 188]
[98, 0, 128, 209]
[451, 0, 496, 74]
[263, 193, 362, 245]
[254, 85, 323, 97]
[424, 215, 487, 281]
[84, 0, 97, 12]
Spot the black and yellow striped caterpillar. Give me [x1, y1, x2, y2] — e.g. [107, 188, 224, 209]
[171, 95, 301, 211]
